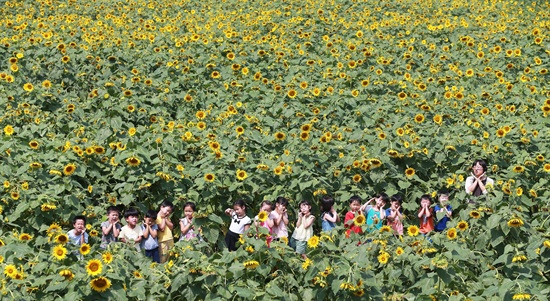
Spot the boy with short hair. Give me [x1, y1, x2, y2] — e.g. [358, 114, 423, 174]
[418, 194, 435, 234]
[68, 215, 88, 246]
[344, 195, 363, 237]
[434, 190, 452, 232]
[156, 200, 174, 263]
[119, 207, 143, 251]
[141, 209, 160, 263]
[101, 206, 121, 249]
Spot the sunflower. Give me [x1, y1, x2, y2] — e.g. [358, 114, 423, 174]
[23, 83, 34, 92]
[126, 156, 141, 167]
[204, 173, 215, 182]
[433, 115, 443, 125]
[55, 233, 69, 244]
[86, 259, 103, 276]
[243, 260, 260, 269]
[52, 244, 68, 260]
[47, 223, 61, 236]
[457, 220, 469, 231]
[543, 241, 550, 249]
[354, 214, 366, 227]
[395, 247, 405, 256]
[512, 294, 531, 300]
[90, 276, 112, 293]
[544, 164, 550, 172]
[469, 210, 481, 219]
[30, 162, 42, 169]
[307, 235, 320, 249]
[133, 270, 143, 279]
[414, 114, 425, 123]
[512, 165, 525, 173]
[405, 168, 415, 178]
[273, 166, 283, 175]
[80, 243, 91, 256]
[352, 174, 362, 183]
[102, 252, 113, 264]
[446, 228, 457, 240]
[236, 169, 247, 181]
[300, 131, 309, 141]
[380, 225, 392, 233]
[507, 218, 524, 227]
[274, 132, 286, 141]
[59, 269, 74, 281]
[235, 126, 244, 136]
[29, 140, 39, 149]
[512, 255, 527, 262]
[377, 252, 390, 264]
[19, 233, 32, 241]
[287, 89, 297, 98]
[4, 264, 17, 279]
[63, 163, 77, 176]
[407, 225, 420, 237]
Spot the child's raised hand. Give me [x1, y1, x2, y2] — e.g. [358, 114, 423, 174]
[225, 208, 233, 215]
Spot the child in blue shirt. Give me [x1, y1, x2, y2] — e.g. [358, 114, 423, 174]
[434, 190, 452, 232]
[320, 195, 340, 232]
[141, 210, 160, 263]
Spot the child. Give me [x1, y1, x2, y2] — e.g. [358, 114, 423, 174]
[290, 200, 315, 258]
[179, 202, 200, 241]
[156, 200, 174, 263]
[434, 190, 452, 232]
[224, 199, 252, 251]
[271, 197, 289, 241]
[361, 193, 389, 232]
[68, 215, 88, 246]
[100, 206, 121, 249]
[141, 209, 160, 263]
[320, 195, 340, 232]
[385, 194, 404, 235]
[254, 200, 274, 246]
[418, 194, 435, 234]
[119, 207, 143, 251]
[344, 195, 363, 237]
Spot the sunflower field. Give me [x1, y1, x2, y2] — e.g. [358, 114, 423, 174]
[1, 0, 549, 299]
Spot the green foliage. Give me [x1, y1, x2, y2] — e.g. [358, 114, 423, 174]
[0, 0, 549, 299]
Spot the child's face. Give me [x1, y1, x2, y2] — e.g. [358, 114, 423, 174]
[276, 203, 287, 212]
[375, 197, 385, 208]
[350, 200, 361, 213]
[184, 206, 194, 219]
[73, 219, 85, 234]
[391, 201, 400, 210]
[159, 206, 173, 217]
[260, 204, 272, 213]
[421, 198, 431, 207]
[472, 163, 484, 177]
[233, 205, 246, 217]
[300, 203, 311, 214]
[144, 217, 154, 225]
[439, 194, 449, 206]
[108, 211, 119, 222]
[126, 215, 138, 227]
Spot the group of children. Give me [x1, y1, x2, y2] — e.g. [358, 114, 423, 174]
[68, 201, 199, 263]
[66, 190, 452, 262]
[223, 190, 453, 257]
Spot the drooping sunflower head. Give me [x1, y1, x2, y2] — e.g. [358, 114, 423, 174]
[90, 276, 112, 293]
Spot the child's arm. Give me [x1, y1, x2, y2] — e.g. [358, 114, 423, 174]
[243, 223, 251, 232]
[80, 230, 86, 245]
[425, 207, 432, 218]
[180, 218, 192, 235]
[417, 207, 425, 218]
[158, 217, 166, 231]
[165, 217, 174, 231]
[324, 211, 339, 223]
[142, 224, 150, 239]
[224, 208, 234, 216]
[265, 216, 275, 228]
[102, 223, 113, 236]
[295, 213, 303, 228]
[359, 198, 375, 212]
[303, 215, 315, 229]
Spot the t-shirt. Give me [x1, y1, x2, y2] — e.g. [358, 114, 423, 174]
[321, 211, 336, 232]
[228, 213, 251, 234]
[419, 208, 435, 234]
[385, 208, 404, 235]
[434, 205, 452, 232]
[68, 229, 88, 245]
[119, 225, 143, 251]
[366, 207, 384, 232]
[156, 215, 173, 242]
[140, 224, 159, 250]
[100, 221, 122, 249]
[344, 211, 362, 236]
[179, 217, 199, 241]
[291, 215, 315, 241]
[270, 211, 288, 238]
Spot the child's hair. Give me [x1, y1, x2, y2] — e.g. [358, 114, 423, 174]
[377, 192, 390, 203]
[159, 200, 174, 210]
[275, 196, 289, 207]
[260, 200, 273, 210]
[349, 195, 362, 204]
[106, 206, 120, 215]
[124, 207, 139, 218]
[420, 194, 432, 203]
[438, 189, 450, 197]
[73, 215, 86, 224]
[320, 195, 334, 212]
[184, 202, 196, 211]
[145, 209, 157, 219]
[299, 199, 312, 209]
[233, 199, 247, 210]
[471, 159, 488, 172]
[390, 194, 402, 204]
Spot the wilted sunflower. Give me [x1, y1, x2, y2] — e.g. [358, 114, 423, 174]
[90, 276, 112, 293]
[243, 260, 259, 269]
[507, 218, 524, 227]
[126, 156, 141, 167]
[59, 269, 74, 281]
